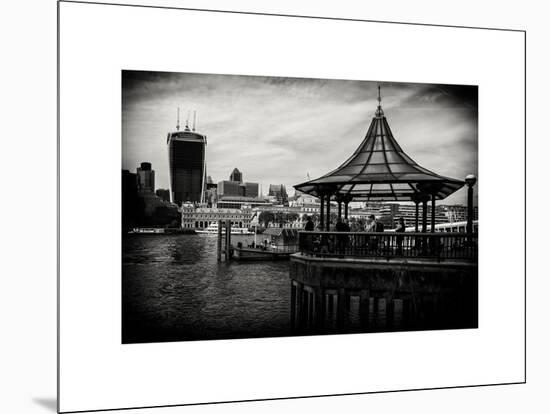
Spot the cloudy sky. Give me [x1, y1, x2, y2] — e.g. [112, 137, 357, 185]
[122, 71, 478, 205]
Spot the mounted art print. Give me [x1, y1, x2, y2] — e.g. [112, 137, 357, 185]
[121, 71, 479, 344]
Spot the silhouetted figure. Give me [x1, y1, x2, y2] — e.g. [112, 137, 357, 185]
[304, 216, 314, 231]
[343, 218, 351, 232]
[365, 215, 377, 232]
[335, 218, 350, 254]
[366, 215, 383, 252]
[395, 217, 406, 254]
[335, 218, 347, 232]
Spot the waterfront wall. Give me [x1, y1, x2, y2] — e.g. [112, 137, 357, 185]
[289, 255, 478, 334]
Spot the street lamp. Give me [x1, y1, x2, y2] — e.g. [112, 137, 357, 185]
[465, 174, 477, 235]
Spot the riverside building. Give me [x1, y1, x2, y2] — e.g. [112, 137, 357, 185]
[181, 204, 253, 229]
[136, 162, 155, 193]
[378, 202, 448, 228]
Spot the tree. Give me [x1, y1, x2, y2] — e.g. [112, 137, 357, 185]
[274, 211, 285, 226]
[286, 212, 300, 223]
[259, 211, 275, 227]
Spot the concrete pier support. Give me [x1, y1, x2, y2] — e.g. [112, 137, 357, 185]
[295, 281, 303, 330]
[337, 288, 346, 329]
[289, 254, 478, 334]
[359, 289, 370, 328]
[290, 281, 296, 329]
[314, 286, 324, 330]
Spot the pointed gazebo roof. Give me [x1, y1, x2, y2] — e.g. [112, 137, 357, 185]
[294, 87, 464, 201]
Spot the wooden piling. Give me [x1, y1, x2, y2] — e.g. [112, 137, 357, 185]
[295, 282, 303, 331]
[314, 286, 324, 330]
[337, 288, 346, 329]
[217, 219, 222, 261]
[290, 281, 296, 329]
[225, 220, 231, 260]
[359, 289, 370, 328]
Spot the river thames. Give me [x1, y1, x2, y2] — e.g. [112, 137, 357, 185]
[122, 234, 291, 343]
[123, 232, 477, 344]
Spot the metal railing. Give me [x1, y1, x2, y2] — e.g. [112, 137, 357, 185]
[298, 231, 477, 262]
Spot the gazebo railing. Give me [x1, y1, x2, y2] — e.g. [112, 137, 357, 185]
[298, 231, 477, 262]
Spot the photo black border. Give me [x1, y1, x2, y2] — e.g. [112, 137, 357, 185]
[57, 1, 527, 412]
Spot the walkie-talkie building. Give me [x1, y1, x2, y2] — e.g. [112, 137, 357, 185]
[167, 114, 207, 206]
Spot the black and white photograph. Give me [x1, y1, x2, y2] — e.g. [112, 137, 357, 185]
[122, 71, 479, 344]
[3, 0, 536, 412]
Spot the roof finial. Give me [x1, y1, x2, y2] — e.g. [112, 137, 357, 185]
[176, 107, 180, 131]
[192, 110, 196, 132]
[375, 84, 384, 117]
[185, 110, 190, 131]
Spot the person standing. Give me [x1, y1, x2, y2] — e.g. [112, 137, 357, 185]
[395, 217, 406, 254]
[304, 216, 314, 231]
[343, 218, 351, 232]
[365, 215, 378, 252]
[365, 215, 377, 232]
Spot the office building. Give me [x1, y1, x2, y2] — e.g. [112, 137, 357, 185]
[378, 202, 447, 228]
[216, 196, 273, 210]
[137, 162, 155, 193]
[442, 204, 479, 223]
[230, 168, 242, 183]
[243, 182, 259, 198]
[217, 168, 259, 198]
[167, 115, 207, 205]
[181, 204, 253, 229]
[218, 180, 241, 197]
[155, 188, 170, 203]
[268, 184, 288, 205]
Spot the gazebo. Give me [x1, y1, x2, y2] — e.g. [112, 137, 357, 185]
[294, 86, 471, 232]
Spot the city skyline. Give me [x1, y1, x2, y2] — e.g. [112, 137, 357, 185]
[122, 71, 478, 205]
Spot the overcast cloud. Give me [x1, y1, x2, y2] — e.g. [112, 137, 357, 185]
[122, 71, 478, 205]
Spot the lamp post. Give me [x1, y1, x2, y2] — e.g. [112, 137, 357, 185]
[465, 174, 477, 235]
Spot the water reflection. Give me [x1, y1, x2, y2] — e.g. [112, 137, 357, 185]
[122, 234, 290, 343]
[122, 234, 477, 344]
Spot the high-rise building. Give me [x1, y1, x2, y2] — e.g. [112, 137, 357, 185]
[122, 170, 139, 231]
[218, 180, 241, 197]
[268, 184, 288, 205]
[244, 182, 259, 198]
[230, 168, 243, 183]
[205, 175, 217, 190]
[167, 112, 207, 205]
[155, 188, 170, 203]
[136, 162, 155, 193]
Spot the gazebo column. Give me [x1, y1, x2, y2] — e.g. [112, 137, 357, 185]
[414, 201, 419, 232]
[465, 175, 477, 234]
[421, 197, 428, 233]
[431, 192, 436, 233]
[414, 187, 431, 234]
[326, 195, 331, 231]
[337, 200, 342, 220]
[344, 201, 349, 220]
[411, 193, 422, 232]
[319, 193, 325, 230]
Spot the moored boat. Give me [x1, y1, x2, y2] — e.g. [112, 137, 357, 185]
[195, 222, 253, 235]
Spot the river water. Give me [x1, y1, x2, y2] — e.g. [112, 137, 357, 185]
[122, 234, 291, 343]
